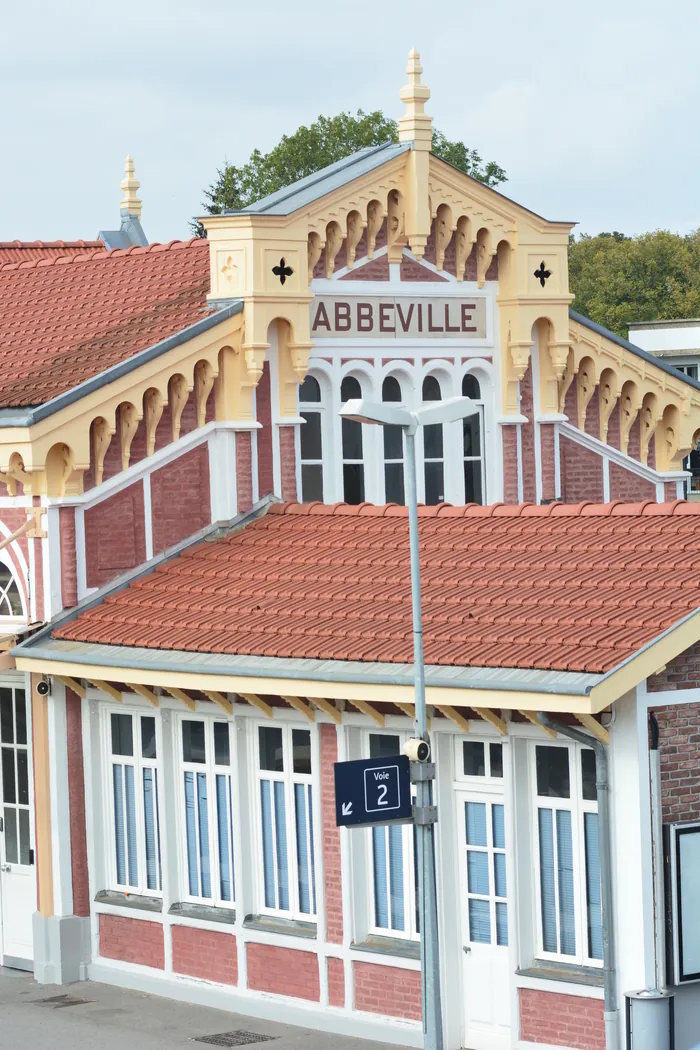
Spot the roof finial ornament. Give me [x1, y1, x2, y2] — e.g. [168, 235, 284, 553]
[120, 154, 142, 220]
[398, 48, 432, 150]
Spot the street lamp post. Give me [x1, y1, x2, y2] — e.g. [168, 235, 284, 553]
[339, 395, 479, 1050]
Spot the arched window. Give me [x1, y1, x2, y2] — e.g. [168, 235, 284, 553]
[341, 376, 365, 504]
[462, 373, 484, 504]
[422, 375, 444, 505]
[382, 376, 405, 505]
[299, 375, 324, 503]
[0, 566, 23, 617]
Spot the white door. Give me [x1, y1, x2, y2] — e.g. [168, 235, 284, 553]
[0, 684, 35, 967]
[457, 791, 511, 1050]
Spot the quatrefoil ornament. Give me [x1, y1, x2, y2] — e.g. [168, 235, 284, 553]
[272, 257, 294, 285]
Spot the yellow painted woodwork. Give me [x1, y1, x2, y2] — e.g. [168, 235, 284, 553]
[347, 698, 385, 727]
[473, 708, 507, 735]
[307, 695, 342, 724]
[239, 692, 274, 719]
[434, 704, 470, 733]
[57, 675, 86, 699]
[89, 679, 122, 703]
[518, 710, 557, 739]
[164, 686, 196, 712]
[202, 690, 233, 715]
[393, 701, 416, 719]
[131, 683, 159, 707]
[280, 694, 315, 722]
[31, 673, 54, 917]
[575, 713, 610, 746]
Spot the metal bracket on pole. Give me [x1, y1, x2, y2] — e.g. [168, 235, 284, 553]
[410, 761, 436, 783]
[413, 804, 438, 826]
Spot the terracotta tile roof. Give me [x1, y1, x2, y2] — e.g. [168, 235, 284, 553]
[0, 239, 211, 407]
[53, 500, 700, 675]
[0, 240, 106, 263]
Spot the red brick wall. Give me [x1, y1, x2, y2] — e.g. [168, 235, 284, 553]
[99, 915, 164, 969]
[664, 481, 678, 502]
[327, 957, 345, 1007]
[65, 690, 89, 917]
[320, 724, 343, 944]
[540, 423, 556, 502]
[246, 943, 320, 1001]
[279, 426, 297, 501]
[502, 426, 519, 505]
[519, 363, 536, 504]
[650, 701, 700, 823]
[59, 506, 78, 608]
[608, 464, 656, 502]
[606, 401, 620, 450]
[171, 925, 237, 985]
[236, 431, 253, 513]
[256, 362, 274, 498]
[560, 438, 604, 503]
[150, 445, 211, 555]
[32, 496, 45, 620]
[353, 962, 421, 1021]
[85, 483, 146, 589]
[584, 387, 601, 439]
[519, 989, 604, 1050]
[648, 643, 700, 694]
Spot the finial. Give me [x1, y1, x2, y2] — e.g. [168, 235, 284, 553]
[120, 154, 142, 219]
[398, 48, 432, 149]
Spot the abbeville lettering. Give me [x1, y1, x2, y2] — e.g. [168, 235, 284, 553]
[310, 295, 486, 339]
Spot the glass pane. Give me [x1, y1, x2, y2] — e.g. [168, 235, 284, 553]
[300, 412, 322, 460]
[213, 723, 230, 766]
[384, 424, 403, 461]
[299, 375, 321, 403]
[216, 774, 234, 902]
[342, 418, 363, 460]
[18, 809, 30, 866]
[372, 825, 389, 928]
[468, 898, 490, 943]
[538, 808, 557, 952]
[1, 747, 15, 804]
[341, 376, 362, 402]
[466, 801, 487, 847]
[556, 809, 576, 955]
[0, 690, 13, 743]
[259, 726, 283, 772]
[494, 852, 507, 898]
[4, 807, 17, 864]
[467, 850, 489, 895]
[382, 376, 402, 402]
[260, 780, 276, 907]
[463, 741, 485, 777]
[143, 768, 159, 891]
[490, 743, 503, 778]
[15, 691, 26, 746]
[301, 464, 324, 503]
[581, 749, 597, 801]
[274, 780, 289, 911]
[424, 461, 444, 506]
[496, 902, 508, 946]
[492, 804, 505, 850]
[182, 721, 206, 764]
[295, 783, 312, 914]
[462, 374, 481, 400]
[343, 463, 365, 505]
[292, 729, 312, 775]
[113, 766, 126, 885]
[464, 461, 483, 505]
[388, 824, 405, 931]
[125, 765, 138, 886]
[197, 772, 211, 898]
[16, 750, 28, 805]
[6, 581, 22, 616]
[585, 812, 603, 960]
[423, 422, 443, 459]
[385, 462, 405, 505]
[536, 745, 570, 799]
[111, 713, 133, 757]
[184, 771, 199, 895]
[422, 375, 441, 401]
[370, 734, 401, 759]
[463, 414, 481, 457]
[141, 717, 156, 760]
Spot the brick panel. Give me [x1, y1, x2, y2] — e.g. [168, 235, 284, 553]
[519, 988, 604, 1050]
[171, 925, 237, 985]
[353, 962, 421, 1020]
[65, 690, 89, 917]
[256, 362, 274, 498]
[236, 431, 253, 512]
[540, 423, 556, 503]
[606, 401, 620, 450]
[85, 483, 146, 589]
[584, 387, 601, 438]
[320, 724, 343, 943]
[327, 957, 345, 1007]
[246, 943, 320, 1001]
[649, 697, 700, 824]
[59, 506, 78, 608]
[399, 256, 447, 282]
[560, 438, 604, 503]
[608, 463, 656, 503]
[32, 495, 45, 620]
[150, 445, 211, 555]
[664, 481, 678, 502]
[502, 426, 519, 505]
[649, 643, 700, 693]
[279, 426, 297, 501]
[99, 914, 164, 969]
[519, 363, 536, 503]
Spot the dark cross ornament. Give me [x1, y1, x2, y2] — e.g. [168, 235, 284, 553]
[534, 260, 551, 287]
[272, 257, 294, 285]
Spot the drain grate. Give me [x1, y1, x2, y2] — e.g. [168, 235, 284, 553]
[35, 993, 94, 1009]
[194, 1033, 276, 1047]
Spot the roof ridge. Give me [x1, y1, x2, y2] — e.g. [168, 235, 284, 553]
[0, 239, 105, 249]
[269, 500, 700, 518]
[0, 237, 206, 274]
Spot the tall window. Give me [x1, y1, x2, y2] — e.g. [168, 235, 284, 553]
[462, 373, 485, 505]
[382, 376, 405, 505]
[257, 725, 316, 919]
[341, 376, 365, 504]
[109, 711, 162, 895]
[0, 687, 31, 868]
[422, 375, 444, 505]
[0, 566, 23, 618]
[368, 733, 417, 939]
[180, 718, 235, 906]
[533, 743, 602, 965]
[299, 375, 324, 503]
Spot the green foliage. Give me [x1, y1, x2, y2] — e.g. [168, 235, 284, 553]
[193, 110, 506, 234]
[569, 230, 700, 338]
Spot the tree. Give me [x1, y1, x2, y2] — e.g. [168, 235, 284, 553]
[193, 110, 506, 232]
[569, 229, 700, 338]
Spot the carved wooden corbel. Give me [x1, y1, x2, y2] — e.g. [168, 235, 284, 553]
[510, 341, 532, 381]
[434, 204, 454, 271]
[324, 221, 344, 278]
[194, 361, 216, 428]
[119, 403, 140, 471]
[476, 229, 495, 287]
[345, 210, 365, 269]
[455, 215, 474, 282]
[143, 388, 164, 456]
[92, 416, 114, 486]
[307, 232, 324, 284]
[7, 453, 34, 494]
[639, 394, 660, 465]
[243, 345, 267, 384]
[558, 350, 576, 414]
[0, 471, 17, 497]
[576, 359, 597, 431]
[598, 370, 620, 443]
[366, 199, 384, 258]
[386, 190, 407, 264]
[619, 383, 641, 455]
[168, 375, 189, 441]
[289, 343, 312, 381]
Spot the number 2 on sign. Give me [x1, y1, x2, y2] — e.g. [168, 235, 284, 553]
[377, 784, 388, 806]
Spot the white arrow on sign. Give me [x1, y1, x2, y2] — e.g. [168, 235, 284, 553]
[342, 802, 353, 817]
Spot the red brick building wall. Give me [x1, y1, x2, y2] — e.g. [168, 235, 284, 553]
[560, 438, 604, 503]
[171, 926, 237, 985]
[609, 464, 656, 502]
[502, 427, 519, 505]
[150, 445, 211, 555]
[65, 689, 89, 917]
[246, 943, 320, 1001]
[353, 962, 422, 1020]
[327, 957, 345, 1007]
[236, 432, 253, 513]
[85, 483, 146, 589]
[519, 989, 604, 1050]
[279, 426, 297, 501]
[59, 506, 78, 608]
[519, 364, 536, 504]
[320, 724, 343, 944]
[256, 362, 274, 498]
[540, 423, 556, 502]
[99, 915, 164, 969]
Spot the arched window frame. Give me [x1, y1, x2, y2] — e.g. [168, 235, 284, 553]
[381, 372, 410, 505]
[460, 362, 495, 505]
[298, 373, 327, 504]
[0, 552, 27, 622]
[462, 371, 485, 506]
[337, 368, 374, 505]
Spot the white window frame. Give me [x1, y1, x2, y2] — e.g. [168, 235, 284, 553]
[530, 740, 602, 968]
[299, 373, 327, 503]
[340, 373, 368, 505]
[103, 706, 163, 898]
[452, 736, 505, 786]
[421, 373, 446, 506]
[461, 375, 486, 506]
[254, 721, 317, 921]
[365, 729, 418, 941]
[380, 373, 407, 506]
[178, 714, 236, 909]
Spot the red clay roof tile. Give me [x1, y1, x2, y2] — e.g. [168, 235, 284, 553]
[0, 240, 106, 264]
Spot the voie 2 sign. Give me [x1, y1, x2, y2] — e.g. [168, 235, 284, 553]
[334, 754, 413, 828]
[311, 295, 487, 340]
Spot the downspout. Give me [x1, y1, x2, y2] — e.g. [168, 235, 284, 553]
[540, 713, 619, 1050]
[648, 712, 667, 991]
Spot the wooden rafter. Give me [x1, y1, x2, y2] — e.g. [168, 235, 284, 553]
[202, 690, 233, 715]
[89, 679, 122, 703]
[518, 710, 556, 739]
[306, 695, 341, 725]
[239, 692, 274, 719]
[347, 698, 385, 727]
[131, 683, 159, 708]
[393, 701, 415, 719]
[575, 714, 610, 746]
[435, 704, 470, 733]
[57, 675, 86, 699]
[473, 707, 507, 735]
[280, 695, 315, 722]
[164, 686, 196, 712]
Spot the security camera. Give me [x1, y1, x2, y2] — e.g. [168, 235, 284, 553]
[403, 737, 431, 763]
[35, 678, 50, 697]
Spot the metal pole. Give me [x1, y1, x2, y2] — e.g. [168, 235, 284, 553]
[404, 426, 444, 1050]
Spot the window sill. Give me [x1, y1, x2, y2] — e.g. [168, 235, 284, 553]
[95, 890, 162, 914]
[517, 961, 604, 988]
[243, 914, 317, 939]
[351, 935, 421, 961]
[169, 903, 236, 926]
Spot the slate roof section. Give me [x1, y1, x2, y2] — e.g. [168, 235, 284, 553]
[0, 240, 106, 263]
[52, 500, 700, 675]
[0, 238, 213, 408]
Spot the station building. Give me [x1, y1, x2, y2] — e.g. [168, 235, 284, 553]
[2, 50, 700, 1050]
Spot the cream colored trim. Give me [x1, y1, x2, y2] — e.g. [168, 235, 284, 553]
[163, 686, 196, 712]
[202, 689, 233, 715]
[131, 683, 159, 707]
[239, 692, 274, 719]
[89, 679, 122, 703]
[393, 701, 416, 719]
[280, 694, 315, 722]
[57, 675, 86, 699]
[307, 695, 341, 724]
[518, 710, 557, 739]
[473, 708, 507, 734]
[31, 674, 54, 917]
[347, 698, 385, 727]
[434, 704, 470, 733]
[575, 714, 610, 746]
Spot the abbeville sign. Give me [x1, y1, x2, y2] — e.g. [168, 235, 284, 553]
[310, 295, 487, 340]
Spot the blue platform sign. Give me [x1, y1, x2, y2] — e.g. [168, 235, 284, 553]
[334, 754, 413, 828]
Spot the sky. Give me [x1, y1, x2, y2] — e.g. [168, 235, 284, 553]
[2, 0, 699, 246]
